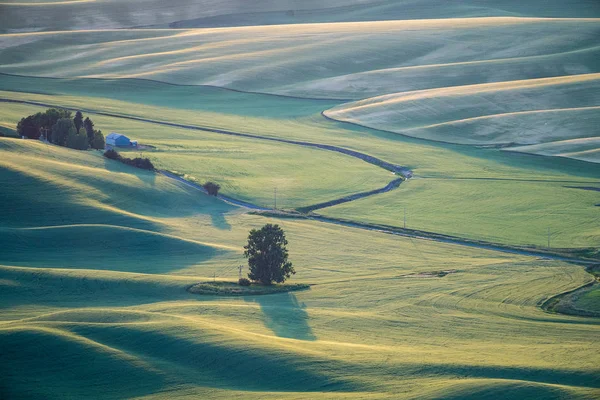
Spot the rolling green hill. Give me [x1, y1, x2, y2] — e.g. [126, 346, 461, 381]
[1, 16, 598, 162]
[1, 79, 598, 247]
[1, 1, 600, 398]
[1, 140, 599, 399]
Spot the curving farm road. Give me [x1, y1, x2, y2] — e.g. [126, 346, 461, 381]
[3, 98, 596, 264]
[0, 99, 411, 176]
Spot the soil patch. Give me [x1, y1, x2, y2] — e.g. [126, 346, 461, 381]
[564, 186, 600, 192]
[404, 270, 457, 278]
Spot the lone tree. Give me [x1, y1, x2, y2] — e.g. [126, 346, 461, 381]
[244, 224, 295, 285]
[203, 181, 220, 196]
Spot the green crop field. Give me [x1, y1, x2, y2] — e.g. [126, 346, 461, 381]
[1, 1, 599, 399]
[1, 139, 599, 399]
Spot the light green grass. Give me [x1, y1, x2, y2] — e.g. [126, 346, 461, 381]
[510, 138, 600, 164]
[0, 82, 598, 249]
[574, 286, 600, 314]
[0, 83, 598, 182]
[2, 4, 600, 398]
[321, 177, 600, 248]
[0, 73, 341, 118]
[0, 105, 393, 209]
[0, 143, 599, 399]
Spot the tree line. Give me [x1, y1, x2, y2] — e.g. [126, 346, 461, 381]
[17, 108, 105, 150]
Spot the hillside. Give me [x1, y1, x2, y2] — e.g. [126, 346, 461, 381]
[1, 1, 600, 398]
[1, 0, 599, 33]
[324, 74, 600, 162]
[1, 139, 599, 398]
[1, 16, 599, 163]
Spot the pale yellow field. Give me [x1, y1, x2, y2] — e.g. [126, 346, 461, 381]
[0, 18, 598, 98]
[324, 74, 600, 161]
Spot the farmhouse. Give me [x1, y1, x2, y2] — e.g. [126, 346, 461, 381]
[106, 132, 136, 147]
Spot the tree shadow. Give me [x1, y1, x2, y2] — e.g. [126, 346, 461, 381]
[210, 212, 231, 230]
[246, 292, 316, 341]
[103, 157, 156, 187]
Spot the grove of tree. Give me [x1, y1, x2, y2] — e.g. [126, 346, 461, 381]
[17, 108, 105, 151]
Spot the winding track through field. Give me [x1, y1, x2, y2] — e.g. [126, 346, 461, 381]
[162, 171, 596, 263]
[1, 97, 410, 212]
[2, 98, 597, 264]
[0, 98, 410, 175]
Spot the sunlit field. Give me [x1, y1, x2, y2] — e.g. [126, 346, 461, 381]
[1, 1, 599, 399]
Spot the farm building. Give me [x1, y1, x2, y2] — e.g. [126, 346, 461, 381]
[106, 132, 136, 147]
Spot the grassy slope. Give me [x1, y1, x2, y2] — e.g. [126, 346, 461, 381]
[1, 0, 599, 33]
[0, 19, 598, 98]
[324, 74, 600, 161]
[1, 18, 598, 162]
[0, 141, 599, 399]
[0, 103, 392, 209]
[0, 80, 598, 248]
[321, 178, 600, 248]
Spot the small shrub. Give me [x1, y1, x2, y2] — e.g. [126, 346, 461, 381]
[124, 157, 155, 170]
[103, 149, 121, 160]
[238, 277, 251, 286]
[203, 181, 220, 196]
[103, 149, 154, 171]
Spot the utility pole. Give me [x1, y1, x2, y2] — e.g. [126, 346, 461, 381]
[274, 187, 277, 210]
[404, 207, 406, 229]
[238, 265, 243, 279]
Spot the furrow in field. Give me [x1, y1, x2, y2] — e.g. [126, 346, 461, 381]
[324, 73, 600, 161]
[1, 18, 599, 99]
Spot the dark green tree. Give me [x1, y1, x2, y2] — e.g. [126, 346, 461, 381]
[17, 116, 40, 139]
[73, 111, 83, 134]
[51, 117, 76, 147]
[43, 109, 71, 143]
[66, 129, 89, 150]
[91, 130, 105, 150]
[83, 117, 94, 144]
[203, 181, 220, 196]
[244, 224, 295, 285]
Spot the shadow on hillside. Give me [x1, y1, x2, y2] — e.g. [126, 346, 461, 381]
[246, 292, 316, 341]
[0, 225, 224, 275]
[103, 157, 156, 186]
[381, 362, 600, 394]
[210, 212, 231, 230]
